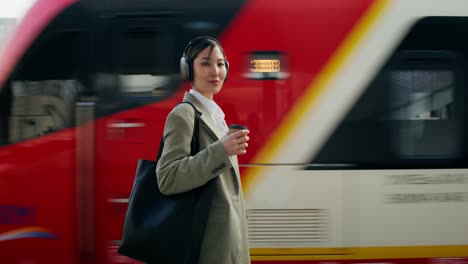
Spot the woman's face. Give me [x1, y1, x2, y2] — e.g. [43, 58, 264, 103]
[192, 45, 227, 99]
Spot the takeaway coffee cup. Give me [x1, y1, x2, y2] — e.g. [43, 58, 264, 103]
[228, 124, 248, 135]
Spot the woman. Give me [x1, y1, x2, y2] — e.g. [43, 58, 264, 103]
[156, 36, 251, 264]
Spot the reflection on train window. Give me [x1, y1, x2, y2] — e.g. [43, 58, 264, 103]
[0, 31, 87, 144]
[389, 54, 460, 158]
[389, 70, 453, 120]
[117, 29, 178, 97]
[9, 80, 83, 143]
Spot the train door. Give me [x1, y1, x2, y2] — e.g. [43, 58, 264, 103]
[93, 15, 184, 263]
[0, 3, 94, 264]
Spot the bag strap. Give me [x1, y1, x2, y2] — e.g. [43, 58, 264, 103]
[156, 101, 201, 161]
[155, 101, 204, 263]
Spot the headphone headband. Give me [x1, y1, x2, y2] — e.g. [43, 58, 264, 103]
[182, 36, 222, 57]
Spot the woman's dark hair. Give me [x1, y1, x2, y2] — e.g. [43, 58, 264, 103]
[183, 36, 226, 60]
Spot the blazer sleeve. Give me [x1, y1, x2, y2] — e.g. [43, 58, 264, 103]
[155, 104, 233, 195]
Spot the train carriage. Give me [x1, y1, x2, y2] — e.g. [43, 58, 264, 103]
[1, 0, 468, 263]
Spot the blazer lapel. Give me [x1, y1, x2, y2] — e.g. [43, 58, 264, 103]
[183, 92, 222, 140]
[230, 155, 241, 180]
[183, 93, 242, 183]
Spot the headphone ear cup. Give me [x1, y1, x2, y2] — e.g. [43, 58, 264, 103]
[180, 56, 193, 81]
[224, 60, 229, 83]
[181, 56, 228, 82]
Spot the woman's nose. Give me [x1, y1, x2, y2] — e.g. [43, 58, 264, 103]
[211, 65, 219, 76]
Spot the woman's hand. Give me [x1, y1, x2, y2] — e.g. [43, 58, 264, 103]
[221, 130, 250, 156]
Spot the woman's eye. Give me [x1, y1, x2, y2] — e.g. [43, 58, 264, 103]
[218, 63, 225, 67]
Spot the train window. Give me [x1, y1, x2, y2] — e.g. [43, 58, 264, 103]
[313, 17, 468, 168]
[388, 53, 459, 157]
[0, 31, 88, 145]
[116, 28, 179, 98]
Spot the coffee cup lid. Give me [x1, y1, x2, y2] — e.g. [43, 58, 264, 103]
[229, 124, 248, 130]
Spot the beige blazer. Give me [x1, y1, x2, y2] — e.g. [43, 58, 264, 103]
[156, 92, 251, 264]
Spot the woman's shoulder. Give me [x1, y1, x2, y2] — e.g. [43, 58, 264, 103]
[169, 102, 196, 118]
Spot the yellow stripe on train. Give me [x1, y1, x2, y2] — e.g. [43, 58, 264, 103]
[250, 245, 468, 261]
[243, 0, 391, 198]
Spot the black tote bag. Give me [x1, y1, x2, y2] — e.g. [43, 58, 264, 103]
[118, 102, 217, 264]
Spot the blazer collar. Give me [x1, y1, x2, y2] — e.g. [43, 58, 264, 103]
[183, 92, 222, 140]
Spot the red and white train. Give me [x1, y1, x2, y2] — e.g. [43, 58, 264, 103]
[1, 0, 468, 263]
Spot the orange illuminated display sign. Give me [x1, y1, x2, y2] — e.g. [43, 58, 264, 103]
[250, 59, 281, 73]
